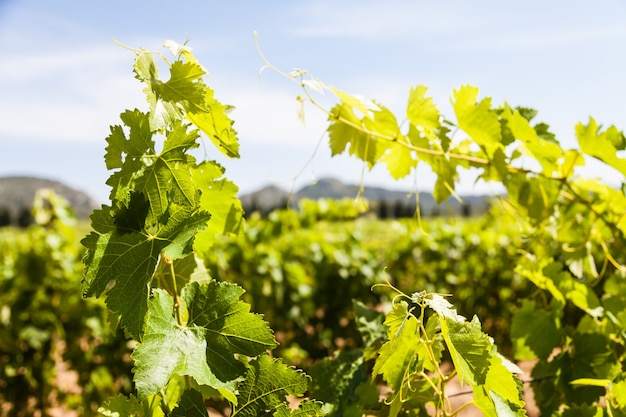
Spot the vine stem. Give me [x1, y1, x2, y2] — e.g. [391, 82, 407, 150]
[159, 388, 171, 415]
[161, 253, 184, 325]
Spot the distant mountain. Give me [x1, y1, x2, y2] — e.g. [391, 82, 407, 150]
[0, 176, 98, 222]
[239, 177, 493, 217]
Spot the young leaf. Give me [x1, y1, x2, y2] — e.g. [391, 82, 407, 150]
[131, 289, 237, 401]
[232, 355, 309, 417]
[577, 118, 626, 177]
[424, 293, 465, 322]
[154, 60, 208, 113]
[502, 106, 562, 176]
[186, 88, 240, 158]
[452, 85, 502, 158]
[373, 301, 421, 395]
[378, 140, 416, 179]
[406, 84, 440, 140]
[440, 316, 492, 386]
[327, 103, 378, 167]
[192, 161, 244, 254]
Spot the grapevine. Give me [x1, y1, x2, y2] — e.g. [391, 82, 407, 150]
[258, 36, 626, 415]
[82, 40, 323, 416]
[67, 35, 626, 417]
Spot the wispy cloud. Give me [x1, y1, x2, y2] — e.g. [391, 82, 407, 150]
[0, 43, 146, 143]
[287, 1, 626, 53]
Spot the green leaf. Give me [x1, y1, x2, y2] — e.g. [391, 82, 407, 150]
[373, 302, 420, 391]
[382, 301, 412, 339]
[97, 394, 146, 416]
[274, 400, 326, 417]
[424, 293, 465, 322]
[183, 281, 278, 383]
[472, 349, 526, 417]
[406, 84, 440, 140]
[577, 117, 626, 176]
[352, 300, 387, 352]
[171, 389, 209, 417]
[452, 85, 502, 158]
[309, 349, 370, 415]
[104, 109, 201, 222]
[362, 103, 401, 140]
[610, 380, 626, 411]
[105, 109, 153, 176]
[502, 107, 562, 175]
[81, 199, 210, 338]
[441, 316, 492, 386]
[510, 300, 561, 361]
[136, 120, 201, 221]
[327, 103, 378, 167]
[155, 60, 208, 113]
[131, 289, 236, 400]
[514, 255, 565, 304]
[186, 87, 240, 158]
[192, 161, 244, 254]
[431, 156, 460, 203]
[233, 355, 309, 417]
[378, 139, 416, 179]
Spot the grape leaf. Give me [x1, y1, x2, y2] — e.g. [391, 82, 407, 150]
[424, 293, 465, 322]
[472, 348, 527, 417]
[104, 109, 152, 179]
[104, 109, 201, 222]
[577, 117, 626, 176]
[233, 354, 309, 417]
[183, 281, 278, 383]
[510, 299, 560, 361]
[502, 107, 562, 176]
[134, 119, 200, 218]
[406, 84, 440, 140]
[192, 161, 244, 254]
[327, 103, 378, 167]
[274, 400, 325, 417]
[353, 300, 387, 352]
[373, 317, 420, 391]
[309, 349, 368, 412]
[379, 139, 416, 179]
[362, 102, 401, 140]
[171, 389, 209, 417]
[131, 289, 237, 401]
[441, 316, 492, 386]
[452, 85, 502, 158]
[154, 60, 208, 113]
[382, 301, 412, 339]
[133, 52, 183, 131]
[97, 394, 146, 417]
[81, 198, 210, 339]
[186, 88, 240, 158]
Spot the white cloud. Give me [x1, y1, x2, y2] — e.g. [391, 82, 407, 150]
[0, 41, 162, 143]
[288, 1, 626, 54]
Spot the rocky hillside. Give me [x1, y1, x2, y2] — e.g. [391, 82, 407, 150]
[239, 177, 493, 217]
[0, 176, 98, 224]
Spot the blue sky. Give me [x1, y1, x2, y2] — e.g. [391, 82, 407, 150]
[1, 1, 625, 203]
